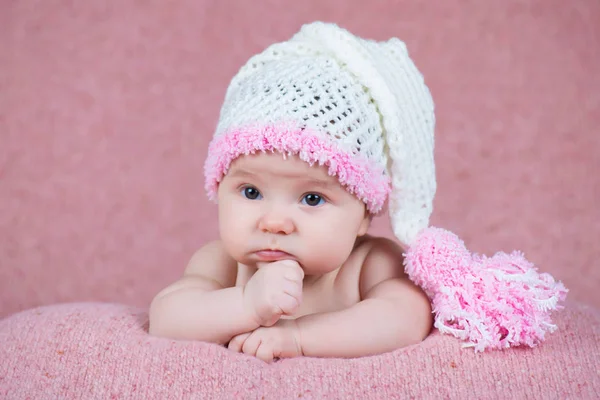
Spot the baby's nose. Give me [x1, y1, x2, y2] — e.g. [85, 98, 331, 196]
[258, 209, 295, 235]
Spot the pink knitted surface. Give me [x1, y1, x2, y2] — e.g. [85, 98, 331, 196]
[1, 302, 598, 399]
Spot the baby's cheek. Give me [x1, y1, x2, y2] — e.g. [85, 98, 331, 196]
[311, 229, 355, 264]
[219, 215, 248, 254]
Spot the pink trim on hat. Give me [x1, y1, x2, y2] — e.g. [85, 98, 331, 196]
[204, 124, 390, 213]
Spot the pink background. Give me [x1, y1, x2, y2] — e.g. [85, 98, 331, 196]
[1, 0, 599, 318]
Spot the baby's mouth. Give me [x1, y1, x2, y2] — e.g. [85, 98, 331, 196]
[254, 249, 295, 262]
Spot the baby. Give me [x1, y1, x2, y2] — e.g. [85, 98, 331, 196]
[148, 22, 566, 360]
[150, 150, 432, 362]
[149, 22, 435, 362]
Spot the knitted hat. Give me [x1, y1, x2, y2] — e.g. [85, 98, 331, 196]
[204, 22, 567, 352]
[204, 21, 435, 247]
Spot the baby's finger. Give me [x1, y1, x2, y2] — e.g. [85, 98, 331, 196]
[277, 292, 301, 315]
[256, 341, 275, 363]
[283, 264, 304, 282]
[228, 332, 250, 353]
[282, 280, 303, 303]
[242, 331, 262, 357]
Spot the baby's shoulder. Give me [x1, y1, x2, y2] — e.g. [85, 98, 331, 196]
[347, 235, 407, 296]
[351, 235, 406, 264]
[184, 240, 238, 287]
[339, 235, 405, 275]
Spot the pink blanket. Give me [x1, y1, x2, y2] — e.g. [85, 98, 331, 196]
[1, 302, 598, 399]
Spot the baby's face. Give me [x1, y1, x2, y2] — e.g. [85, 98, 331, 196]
[217, 151, 370, 275]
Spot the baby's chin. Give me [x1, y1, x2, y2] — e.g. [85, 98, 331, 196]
[297, 261, 342, 276]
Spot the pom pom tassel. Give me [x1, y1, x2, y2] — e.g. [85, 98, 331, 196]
[404, 227, 568, 352]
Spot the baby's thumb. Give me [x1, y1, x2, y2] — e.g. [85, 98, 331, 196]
[281, 260, 304, 280]
[256, 261, 271, 269]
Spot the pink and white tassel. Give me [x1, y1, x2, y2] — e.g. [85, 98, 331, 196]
[404, 227, 568, 352]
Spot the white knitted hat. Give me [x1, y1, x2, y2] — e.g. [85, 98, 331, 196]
[204, 21, 436, 246]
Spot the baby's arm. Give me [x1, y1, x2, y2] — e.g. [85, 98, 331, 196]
[296, 238, 432, 358]
[148, 241, 258, 344]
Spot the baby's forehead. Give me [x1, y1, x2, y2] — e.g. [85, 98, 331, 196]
[227, 151, 336, 183]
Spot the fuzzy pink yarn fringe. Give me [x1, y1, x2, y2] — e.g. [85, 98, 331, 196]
[404, 227, 568, 352]
[203, 124, 391, 213]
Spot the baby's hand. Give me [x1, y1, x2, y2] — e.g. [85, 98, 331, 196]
[228, 319, 303, 363]
[243, 260, 304, 327]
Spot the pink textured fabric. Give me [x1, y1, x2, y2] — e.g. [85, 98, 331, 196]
[406, 227, 568, 351]
[2, 0, 599, 318]
[1, 302, 599, 399]
[204, 124, 391, 213]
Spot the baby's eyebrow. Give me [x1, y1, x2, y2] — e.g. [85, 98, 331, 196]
[227, 169, 256, 179]
[299, 177, 334, 189]
[228, 167, 336, 189]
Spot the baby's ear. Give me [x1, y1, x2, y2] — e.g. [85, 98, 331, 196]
[357, 210, 372, 236]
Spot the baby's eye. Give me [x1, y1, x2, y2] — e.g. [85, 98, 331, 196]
[241, 186, 262, 200]
[302, 193, 325, 207]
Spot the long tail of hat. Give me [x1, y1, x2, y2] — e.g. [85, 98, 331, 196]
[404, 227, 568, 352]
